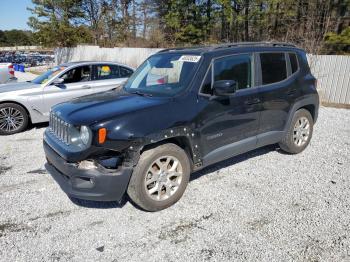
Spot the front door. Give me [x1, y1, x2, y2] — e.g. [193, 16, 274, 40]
[42, 65, 93, 116]
[195, 53, 262, 165]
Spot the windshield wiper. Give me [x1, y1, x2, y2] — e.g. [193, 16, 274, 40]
[130, 91, 153, 97]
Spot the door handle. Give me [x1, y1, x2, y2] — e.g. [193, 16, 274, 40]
[82, 85, 92, 89]
[287, 89, 297, 96]
[245, 98, 261, 105]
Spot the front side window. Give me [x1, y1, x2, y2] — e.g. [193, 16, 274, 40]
[120, 66, 133, 77]
[60, 66, 91, 84]
[124, 53, 201, 96]
[260, 53, 287, 85]
[95, 64, 119, 80]
[201, 66, 212, 95]
[214, 54, 252, 90]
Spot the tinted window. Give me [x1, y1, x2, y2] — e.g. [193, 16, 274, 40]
[120, 67, 133, 77]
[201, 66, 212, 95]
[260, 53, 287, 85]
[60, 66, 91, 84]
[289, 53, 299, 74]
[214, 54, 252, 90]
[95, 64, 120, 80]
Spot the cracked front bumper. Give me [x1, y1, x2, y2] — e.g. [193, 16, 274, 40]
[44, 141, 133, 202]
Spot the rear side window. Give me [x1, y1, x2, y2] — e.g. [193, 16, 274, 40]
[119, 66, 133, 77]
[95, 64, 120, 80]
[289, 53, 299, 74]
[260, 53, 287, 85]
[214, 54, 252, 90]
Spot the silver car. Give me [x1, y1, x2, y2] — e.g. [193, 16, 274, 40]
[0, 61, 134, 135]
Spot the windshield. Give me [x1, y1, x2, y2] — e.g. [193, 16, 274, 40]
[124, 53, 201, 96]
[31, 66, 67, 84]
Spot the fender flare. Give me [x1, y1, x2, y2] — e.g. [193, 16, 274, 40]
[284, 95, 319, 132]
[123, 126, 201, 168]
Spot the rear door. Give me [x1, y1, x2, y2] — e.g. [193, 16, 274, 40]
[257, 52, 300, 136]
[90, 64, 133, 93]
[42, 65, 93, 115]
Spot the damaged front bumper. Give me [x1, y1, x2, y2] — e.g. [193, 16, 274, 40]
[44, 141, 133, 202]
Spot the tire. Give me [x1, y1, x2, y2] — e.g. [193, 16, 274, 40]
[0, 103, 29, 135]
[279, 109, 313, 154]
[127, 143, 191, 211]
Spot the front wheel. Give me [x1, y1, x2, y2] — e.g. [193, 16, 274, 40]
[279, 109, 314, 154]
[127, 143, 191, 211]
[0, 103, 29, 135]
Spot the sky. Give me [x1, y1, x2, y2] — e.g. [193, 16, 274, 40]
[0, 0, 34, 31]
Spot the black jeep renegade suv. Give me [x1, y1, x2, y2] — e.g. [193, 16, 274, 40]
[44, 42, 319, 211]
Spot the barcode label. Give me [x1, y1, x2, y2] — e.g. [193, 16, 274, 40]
[178, 55, 201, 63]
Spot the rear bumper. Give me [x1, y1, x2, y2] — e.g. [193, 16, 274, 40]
[44, 141, 133, 202]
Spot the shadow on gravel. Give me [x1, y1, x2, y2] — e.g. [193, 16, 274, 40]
[28, 122, 49, 131]
[68, 196, 127, 209]
[65, 145, 279, 210]
[190, 144, 278, 182]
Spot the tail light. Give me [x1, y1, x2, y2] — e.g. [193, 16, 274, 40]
[8, 65, 14, 77]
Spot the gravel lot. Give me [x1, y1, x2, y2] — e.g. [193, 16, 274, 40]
[0, 107, 349, 261]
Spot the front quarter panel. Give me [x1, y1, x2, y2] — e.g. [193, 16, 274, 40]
[0, 85, 47, 123]
[91, 95, 203, 165]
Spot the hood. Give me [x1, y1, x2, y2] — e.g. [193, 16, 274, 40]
[52, 89, 171, 125]
[0, 81, 39, 93]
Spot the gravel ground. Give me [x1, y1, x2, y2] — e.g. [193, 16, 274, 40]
[0, 107, 349, 262]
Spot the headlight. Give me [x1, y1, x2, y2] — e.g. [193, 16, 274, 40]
[69, 125, 92, 149]
[80, 126, 91, 145]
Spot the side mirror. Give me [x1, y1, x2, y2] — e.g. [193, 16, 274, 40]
[213, 80, 238, 96]
[51, 78, 64, 86]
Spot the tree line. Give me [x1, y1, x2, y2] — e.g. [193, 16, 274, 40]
[25, 0, 350, 54]
[0, 30, 34, 46]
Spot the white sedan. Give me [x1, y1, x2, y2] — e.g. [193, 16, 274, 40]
[0, 61, 134, 135]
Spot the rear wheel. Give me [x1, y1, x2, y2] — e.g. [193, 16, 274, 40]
[279, 109, 313, 154]
[127, 143, 191, 211]
[0, 103, 29, 135]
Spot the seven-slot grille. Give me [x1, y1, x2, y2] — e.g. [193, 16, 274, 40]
[49, 112, 71, 145]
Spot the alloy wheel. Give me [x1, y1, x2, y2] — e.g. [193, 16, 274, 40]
[293, 116, 310, 147]
[0, 107, 25, 133]
[144, 156, 183, 201]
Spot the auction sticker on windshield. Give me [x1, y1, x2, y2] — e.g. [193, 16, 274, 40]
[178, 55, 201, 63]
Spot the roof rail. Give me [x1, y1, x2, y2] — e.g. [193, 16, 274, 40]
[211, 42, 296, 50]
[157, 42, 297, 54]
[157, 46, 207, 53]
